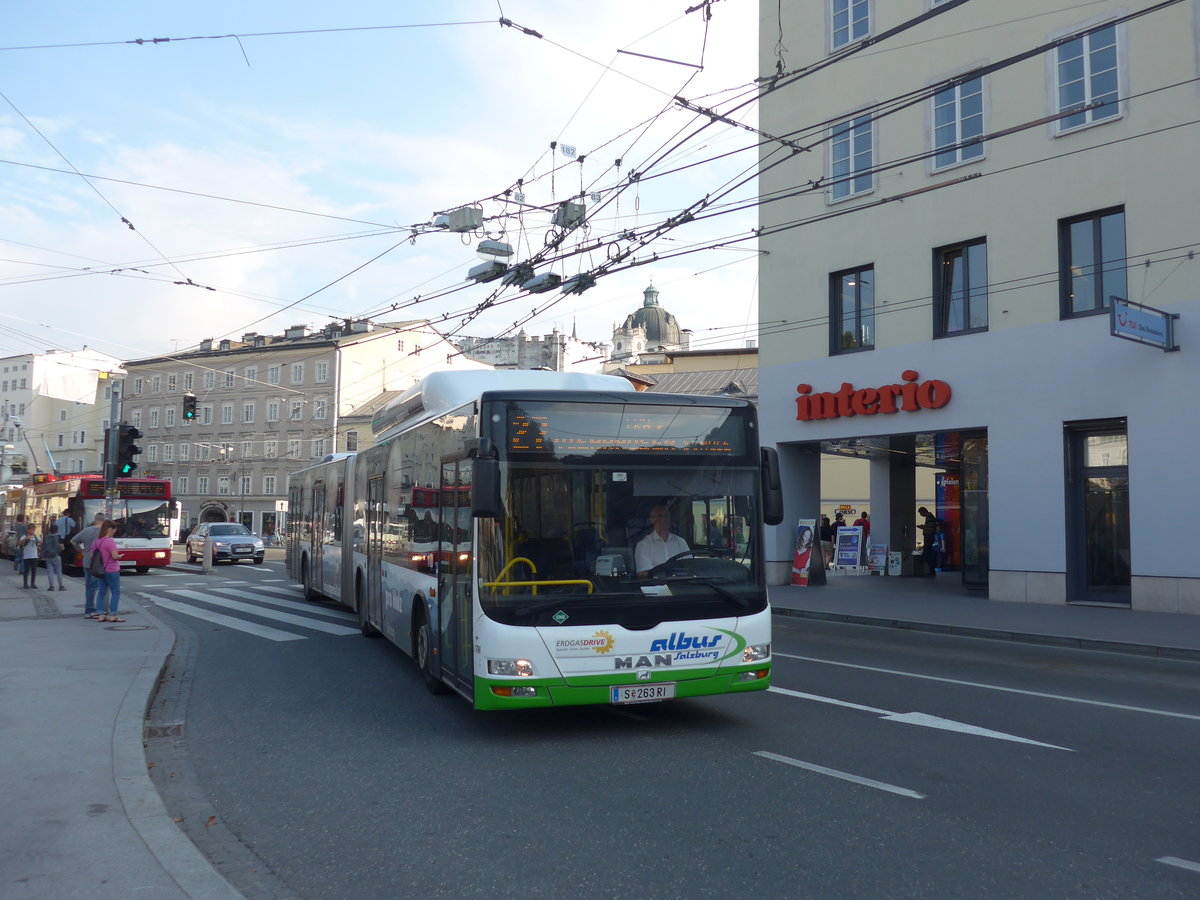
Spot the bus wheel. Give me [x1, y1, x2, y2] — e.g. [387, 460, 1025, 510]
[301, 559, 317, 603]
[415, 617, 449, 695]
[135, 565, 148, 574]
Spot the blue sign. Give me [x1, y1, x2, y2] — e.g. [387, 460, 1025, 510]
[1110, 299, 1179, 351]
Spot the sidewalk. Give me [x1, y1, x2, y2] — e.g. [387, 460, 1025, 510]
[0, 563, 241, 899]
[770, 571, 1200, 661]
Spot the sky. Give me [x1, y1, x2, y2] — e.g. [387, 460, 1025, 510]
[0, 1, 763, 366]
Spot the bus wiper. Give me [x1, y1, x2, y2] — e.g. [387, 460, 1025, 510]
[514, 596, 589, 617]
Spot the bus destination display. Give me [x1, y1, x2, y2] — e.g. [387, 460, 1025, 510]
[507, 406, 743, 457]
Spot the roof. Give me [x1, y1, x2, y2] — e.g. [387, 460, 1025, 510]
[637, 367, 759, 401]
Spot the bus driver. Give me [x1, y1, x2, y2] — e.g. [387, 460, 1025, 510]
[635, 503, 690, 577]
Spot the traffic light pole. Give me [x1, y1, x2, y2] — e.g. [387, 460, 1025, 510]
[104, 378, 122, 518]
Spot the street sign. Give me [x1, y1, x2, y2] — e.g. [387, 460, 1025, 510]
[275, 499, 288, 513]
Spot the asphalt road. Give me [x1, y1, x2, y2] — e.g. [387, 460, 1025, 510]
[137, 559, 1200, 899]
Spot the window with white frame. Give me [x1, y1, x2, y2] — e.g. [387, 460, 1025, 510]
[240, 475, 252, 495]
[241, 440, 253, 458]
[59, 409, 67, 421]
[163, 444, 174, 462]
[1056, 24, 1120, 132]
[178, 476, 189, 494]
[243, 402, 255, 424]
[266, 401, 279, 422]
[167, 374, 177, 392]
[315, 361, 329, 383]
[263, 474, 276, 494]
[290, 362, 304, 384]
[165, 407, 176, 428]
[148, 408, 160, 429]
[179, 442, 190, 461]
[201, 405, 213, 426]
[313, 438, 326, 457]
[289, 399, 303, 421]
[345, 431, 358, 452]
[197, 476, 209, 494]
[267, 365, 281, 385]
[287, 439, 301, 459]
[134, 378, 143, 394]
[132, 410, 142, 428]
[830, 114, 873, 201]
[56, 433, 65, 448]
[147, 444, 158, 462]
[265, 440, 278, 459]
[221, 403, 233, 425]
[204, 371, 215, 389]
[197, 444, 210, 461]
[831, 0, 869, 50]
[221, 369, 233, 389]
[151, 375, 161, 393]
[218, 475, 230, 496]
[314, 397, 327, 420]
[183, 372, 194, 390]
[932, 75, 984, 169]
[244, 367, 257, 388]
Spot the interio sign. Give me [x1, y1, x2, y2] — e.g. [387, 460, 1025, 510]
[795, 370, 951, 421]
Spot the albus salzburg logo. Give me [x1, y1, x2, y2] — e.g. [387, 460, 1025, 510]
[795, 370, 951, 421]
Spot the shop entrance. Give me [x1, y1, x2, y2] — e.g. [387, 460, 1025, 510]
[1065, 421, 1130, 605]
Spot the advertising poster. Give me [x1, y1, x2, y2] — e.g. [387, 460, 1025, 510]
[867, 542, 888, 573]
[791, 519, 816, 586]
[835, 526, 864, 568]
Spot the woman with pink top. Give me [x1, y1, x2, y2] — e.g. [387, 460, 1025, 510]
[92, 520, 125, 623]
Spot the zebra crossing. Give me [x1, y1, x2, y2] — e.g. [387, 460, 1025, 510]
[137, 577, 359, 642]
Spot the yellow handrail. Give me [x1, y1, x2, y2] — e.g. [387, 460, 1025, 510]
[493, 556, 537, 581]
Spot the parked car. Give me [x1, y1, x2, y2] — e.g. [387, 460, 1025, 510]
[186, 522, 265, 565]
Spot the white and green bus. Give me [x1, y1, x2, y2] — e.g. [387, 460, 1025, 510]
[287, 369, 782, 710]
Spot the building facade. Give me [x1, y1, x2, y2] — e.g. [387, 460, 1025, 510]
[758, 1, 1198, 612]
[609, 284, 692, 363]
[0, 348, 123, 480]
[123, 320, 482, 537]
[453, 325, 609, 372]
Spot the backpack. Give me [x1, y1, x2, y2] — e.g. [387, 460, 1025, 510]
[43, 532, 62, 557]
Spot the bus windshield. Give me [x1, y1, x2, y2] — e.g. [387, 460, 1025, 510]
[82, 498, 173, 539]
[477, 398, 764, 627]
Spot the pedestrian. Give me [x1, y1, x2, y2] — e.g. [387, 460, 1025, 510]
[73, 513, 107, 619]
[42, 528, 66, 591]
[833, 512, 848, 532]
[92, 519, 125, 623]
[918, 506, 939, 577]
[19, 523, 41, 589]
[9, 514, 25, 571]
[853, 510, 871, 540]
[54, 512, 76, 542]
[819, 515, 834, 566]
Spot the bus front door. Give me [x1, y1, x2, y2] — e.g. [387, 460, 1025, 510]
[438, 461, 473, 693]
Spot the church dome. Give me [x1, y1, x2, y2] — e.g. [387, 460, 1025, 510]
[621, 284, 681, 347]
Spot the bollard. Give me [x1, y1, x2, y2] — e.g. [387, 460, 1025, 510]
[202, 534, 213, 573]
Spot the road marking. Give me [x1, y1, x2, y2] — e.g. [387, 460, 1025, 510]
[147, 595, 305, 641]
[216, 587, 357, 622]
[1157, 856, 1200, 874]
[768, 685, 1072, 750]
[754, 751, 925, 799]
[164, 589, 359, 635]
[775, 651, 1200, 722]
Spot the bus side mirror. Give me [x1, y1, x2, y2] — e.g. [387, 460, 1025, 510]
[472, 438, 501, 519]
[761, 447, 783, 526]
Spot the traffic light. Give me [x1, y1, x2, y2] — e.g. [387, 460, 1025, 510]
[182, 392, 197, 420]
[117, 424, 142, 476]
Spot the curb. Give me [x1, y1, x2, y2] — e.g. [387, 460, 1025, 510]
[111, 597, 244, 899]
[770, 606, 1200, 663]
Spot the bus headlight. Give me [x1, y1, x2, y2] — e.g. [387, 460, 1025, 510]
[743, 643, 771, 663]
[488, 659, 534, 677]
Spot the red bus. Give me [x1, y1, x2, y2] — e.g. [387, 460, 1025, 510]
[1, 475, 179, 573]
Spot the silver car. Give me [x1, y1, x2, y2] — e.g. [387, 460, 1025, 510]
[186, 522, 265, 565]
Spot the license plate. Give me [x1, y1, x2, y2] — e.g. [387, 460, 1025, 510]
[233, 545, 252, 552]
[611, 683, 676, 705]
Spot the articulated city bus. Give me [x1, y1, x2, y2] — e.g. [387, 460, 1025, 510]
[2, 474, 179, 572]
[287, 370, 782, 710]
